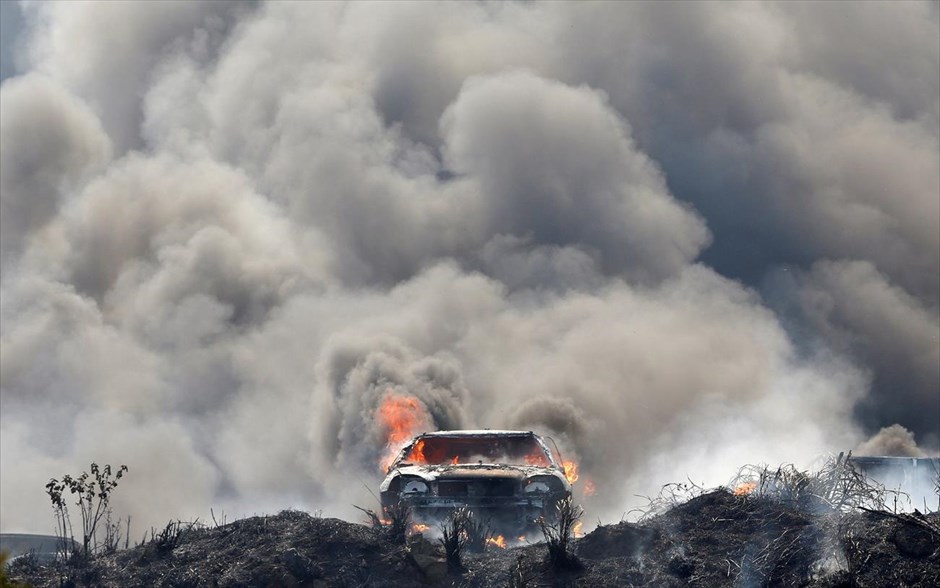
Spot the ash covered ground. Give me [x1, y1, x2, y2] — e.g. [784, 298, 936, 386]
[9, 489, 939, 588]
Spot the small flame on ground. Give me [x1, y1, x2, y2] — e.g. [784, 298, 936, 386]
[563, 460, 579, 484]
[734, 481, 757, 496]
[517, 535, 526, 543]
[451, 455, 459, 465]
[377, 392, 432, 472]
[487, 535, 507, 549]
[573, 521, 584, 537]
[583, 479, 596, 497]
[411, 523, 430, 534]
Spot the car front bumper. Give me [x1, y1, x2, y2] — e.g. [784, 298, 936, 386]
[382, 492, 570, 531]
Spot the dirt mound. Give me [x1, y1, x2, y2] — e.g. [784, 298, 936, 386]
[8, 510, 424, 588]
[9, 492, 939, 587]
[463, 490, 939, 587]
[572, 490, 939, 587]
[841, 509, 940, 587]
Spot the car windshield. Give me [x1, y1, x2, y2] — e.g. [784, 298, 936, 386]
[400, 435, 553, 467]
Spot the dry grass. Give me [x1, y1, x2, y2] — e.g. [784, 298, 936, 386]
[353, 500, 412, 545]
[728, 452, 899, 512]
[461, 509, 494, 553]
[631, 478, 709, 521]
[439, 507, 471, 573]
[537, 497, 584, 570]
[383, 500, 412, 545]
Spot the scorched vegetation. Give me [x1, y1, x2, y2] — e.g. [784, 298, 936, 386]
[8, 454, 939, 587]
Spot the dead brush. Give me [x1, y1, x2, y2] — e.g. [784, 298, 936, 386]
[353, 500, 412, 545]
[630, 478, 708, 521]
[730, 464, 812, 503]
[537, 497, 584, 570]
[931, 460, 940, 513]
[439, 507, 471, 573]
[147, 520, 202, 556]
[507, 554, 539, 588]
[383, 500, 412, 545]
[729, 452, 898, 512]
[461, 509, 494, 553]
[353, 504, 383, 528]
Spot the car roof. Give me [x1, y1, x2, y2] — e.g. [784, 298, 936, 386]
[417, 429, 537, 437]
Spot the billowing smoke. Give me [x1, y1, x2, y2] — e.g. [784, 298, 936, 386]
[856, 425, 927, 458]
[1, 1, 937, 534]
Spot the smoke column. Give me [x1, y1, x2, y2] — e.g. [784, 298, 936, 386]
[1, 1, 937, 533]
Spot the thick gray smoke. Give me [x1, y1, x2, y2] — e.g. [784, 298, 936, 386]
[1, 1, 937, 534]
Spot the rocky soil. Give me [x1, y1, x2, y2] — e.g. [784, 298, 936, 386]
[8, 490, 939, 587]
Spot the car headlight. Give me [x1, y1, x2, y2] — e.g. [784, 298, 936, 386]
[402, 479, 429, 494]
[524, 481, 552, 494]
[525, 475, 565, 494]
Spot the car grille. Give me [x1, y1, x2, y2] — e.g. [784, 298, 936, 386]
[435, 479, 518, 497]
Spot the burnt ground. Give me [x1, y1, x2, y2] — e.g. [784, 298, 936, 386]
[7, 490, 939, 587]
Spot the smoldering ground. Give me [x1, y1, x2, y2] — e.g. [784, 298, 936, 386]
[1, 1, 937, 535]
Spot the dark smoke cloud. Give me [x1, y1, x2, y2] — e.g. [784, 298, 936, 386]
[315, 336, 469, 469]
[1, 1, 936, 533]
[796, 260, 940, 436]
[856, 425, 927, 458]
[440, 71, 710, 284]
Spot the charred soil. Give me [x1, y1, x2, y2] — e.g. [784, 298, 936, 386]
[9, 491, 939, 587]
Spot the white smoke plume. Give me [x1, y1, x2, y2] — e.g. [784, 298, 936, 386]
[1, 1, 937, 534]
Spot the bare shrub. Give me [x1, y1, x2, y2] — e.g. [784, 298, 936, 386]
[45, 477, 76, 563]
[537, 497, 584, 570]
[210, 508, 227, 528]
[354, 500, 411, 544]
[102, 513, 131, 555]
[631, 478, 708, 521]
[45, 463, 128, 560]
[439, 508, 471, 573]
[462, 509, 493, 553]
[729, 452, 899, 512]
[384, 500, 412, 545]
[147, 520, 201, 557]
[730, 464, 812, 502]
[353, 504, 383, 529]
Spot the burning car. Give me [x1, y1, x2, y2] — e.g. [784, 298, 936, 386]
[380, 430, 572, 532]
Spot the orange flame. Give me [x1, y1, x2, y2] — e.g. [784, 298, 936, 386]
[524, 451, 551, 467]
[562, 460, 579, 484]
[573, 521, 584, 537]
[734, 481, 757, 496]
[411, 523, 430, 534]
[377, 393, 432, 472]
[409, 439, 428, 464]
[583, 479, 596, 497]
[487, 535, 507, 549]
[451, 455, 459, 465]
[517, 535, 526, 543]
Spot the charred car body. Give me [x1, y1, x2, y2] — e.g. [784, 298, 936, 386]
[380, 430, 571, 532]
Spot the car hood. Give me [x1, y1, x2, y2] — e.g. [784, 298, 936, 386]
[390, 463, 562, 482]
